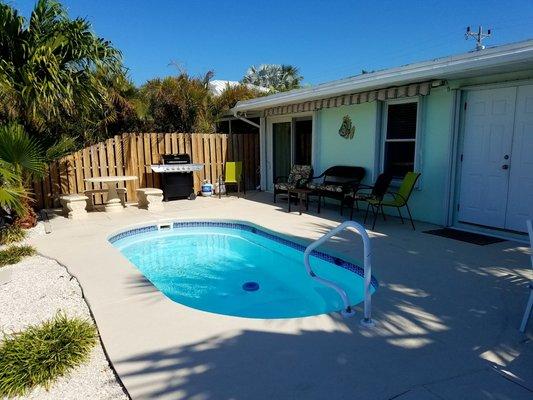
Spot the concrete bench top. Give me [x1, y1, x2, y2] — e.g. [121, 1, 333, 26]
[85, 176, 137, 184]
[60, 194, 88, 201]
[137, 188, 163, 194]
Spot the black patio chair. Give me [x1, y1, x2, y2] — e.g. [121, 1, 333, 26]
[273, 165, 313, 203]
[345, 172, 393, 221]
[365, 172, 421, 230]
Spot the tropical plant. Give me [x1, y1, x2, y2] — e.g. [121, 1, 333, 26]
[0, 314, 97, 396]
[0, 244, 36, 266]
[0, 124, 44, 178]
[139, 71, 215, 132]
[213, 83, 265, 119]
[0, 0, 122, 144]
[0, 161, 25, 218]
[0, 224, 26, 245]
[0, 123, 45, 225]
[242, 64, 303, 92]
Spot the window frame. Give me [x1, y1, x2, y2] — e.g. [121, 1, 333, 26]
[380, 97, 422, 184]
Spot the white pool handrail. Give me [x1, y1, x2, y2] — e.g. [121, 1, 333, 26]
[303, 220, 374, 327]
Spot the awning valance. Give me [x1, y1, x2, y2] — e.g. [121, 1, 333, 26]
[263, 81, 434, 117]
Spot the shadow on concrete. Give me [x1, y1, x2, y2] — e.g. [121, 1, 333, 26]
[114, 191, 532, 399]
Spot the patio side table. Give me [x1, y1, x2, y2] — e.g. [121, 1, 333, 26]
[287, 187, 313, 215]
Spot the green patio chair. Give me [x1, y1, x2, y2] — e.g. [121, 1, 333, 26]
[219, 161, 244, 198]
[365, 171, 421, 230]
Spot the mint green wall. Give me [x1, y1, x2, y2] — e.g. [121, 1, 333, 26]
[316, 87, 454, 225]
[263, 73, 532, 225]
[316, 101, 378, 186]
[409, 87, 454, 225]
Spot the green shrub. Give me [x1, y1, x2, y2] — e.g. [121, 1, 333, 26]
[0, 225, 26, 245]
[0, 314, 98, 397]
[0, 245, 36, 267]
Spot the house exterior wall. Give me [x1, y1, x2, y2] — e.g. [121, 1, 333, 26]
[263, 72, 533, 227]
[316, 87, 455, 225]
[315, 101, 379, 185]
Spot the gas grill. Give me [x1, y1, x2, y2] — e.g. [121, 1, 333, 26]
[151, 154, 203, 201]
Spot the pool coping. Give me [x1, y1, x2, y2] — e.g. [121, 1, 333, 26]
[27, 194, 532, 400]
[107, 219, 379, 290]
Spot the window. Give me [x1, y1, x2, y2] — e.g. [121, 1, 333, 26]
[383, 101, 418, 178]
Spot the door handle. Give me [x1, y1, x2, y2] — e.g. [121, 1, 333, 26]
[502, 164, 509, 170]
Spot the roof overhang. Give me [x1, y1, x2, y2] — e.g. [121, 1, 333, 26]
[233, 40, 533, 113]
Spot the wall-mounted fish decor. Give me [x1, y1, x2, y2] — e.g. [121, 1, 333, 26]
[339, 115, 355, 140]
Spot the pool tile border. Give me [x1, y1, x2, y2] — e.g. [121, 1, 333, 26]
[109, 221, 378, 289]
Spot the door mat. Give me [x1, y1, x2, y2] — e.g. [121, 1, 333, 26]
[423, 228, 506, 245]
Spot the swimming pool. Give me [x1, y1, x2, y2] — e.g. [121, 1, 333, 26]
[110, 221, 377, 319]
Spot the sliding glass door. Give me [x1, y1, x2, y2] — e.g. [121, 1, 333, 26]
[268, 116, 313, 190]
[273, 122, 292, 181]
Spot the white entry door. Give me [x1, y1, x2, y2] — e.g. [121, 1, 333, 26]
[458, 87, 517, 228]
[505, 85, 533, 232]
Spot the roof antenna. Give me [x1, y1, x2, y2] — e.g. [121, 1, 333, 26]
[465, 26, 492, 51]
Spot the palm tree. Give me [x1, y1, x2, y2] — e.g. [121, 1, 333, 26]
[0, 0, 122, 143]
[242, 64, 303, 92]
[139, 71, 215, 132]
[0, 160, 26, 218]
[0, 124, 45, 225]
[212, 83, 265, 121]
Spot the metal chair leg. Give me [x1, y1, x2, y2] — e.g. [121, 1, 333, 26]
[364, 203, 371, 224]
[405, 204, 416, 230]
[397, 207, 404, 223]
[372, 205, 379, 230]
[381, 205, 386, 221]
[520, 287, 533, 332]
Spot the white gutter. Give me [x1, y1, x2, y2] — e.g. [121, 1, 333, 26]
[233, 40, 533, 112]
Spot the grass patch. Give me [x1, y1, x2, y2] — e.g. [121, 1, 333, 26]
[0, 225, 26, 245]
[0, 245, 36, 267]
[0, 314, 98, 398]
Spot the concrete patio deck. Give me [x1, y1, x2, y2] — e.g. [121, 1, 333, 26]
[30, 191, 532, 400]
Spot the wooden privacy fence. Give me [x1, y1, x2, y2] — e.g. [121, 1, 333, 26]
[32, 132, 260, 209]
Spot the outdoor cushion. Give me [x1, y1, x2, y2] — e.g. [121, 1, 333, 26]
[307, 183, 344, 193]
[275, 182, 296, 191]
[287, 165, 312, 185]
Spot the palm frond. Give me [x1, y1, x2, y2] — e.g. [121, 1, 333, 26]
[0, 123, 45, 178]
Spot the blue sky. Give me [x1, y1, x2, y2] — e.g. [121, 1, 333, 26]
[12, 0, 533, 86]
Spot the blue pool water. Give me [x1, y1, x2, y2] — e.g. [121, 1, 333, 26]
[111, 222, 376, 319]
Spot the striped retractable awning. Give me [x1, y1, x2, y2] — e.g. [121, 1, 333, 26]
[263, 81, 434, 117]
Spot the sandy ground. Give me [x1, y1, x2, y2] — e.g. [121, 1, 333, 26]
[0, 223, 129, 400]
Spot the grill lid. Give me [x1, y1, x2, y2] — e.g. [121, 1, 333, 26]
[162, 154, 191, 164]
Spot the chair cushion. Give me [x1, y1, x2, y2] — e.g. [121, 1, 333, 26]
[308, 183, 344, 193]
[275, 182, 296, 191]
[287, 165, 312, 185]
[352, 193, 374, 201]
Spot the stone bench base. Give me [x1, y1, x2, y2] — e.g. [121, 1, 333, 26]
[60, 194, 89, 219]
[85, 188, 126, 210]
[137, 188, 164, 211]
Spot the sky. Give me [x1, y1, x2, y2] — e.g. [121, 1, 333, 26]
[11, 0, 533, 86]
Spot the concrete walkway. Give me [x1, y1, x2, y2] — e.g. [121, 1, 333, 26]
[30, 192, 532, 399]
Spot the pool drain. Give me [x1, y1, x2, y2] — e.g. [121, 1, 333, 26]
[242, 281, 259, 291]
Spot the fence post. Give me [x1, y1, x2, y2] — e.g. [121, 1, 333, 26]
[123, 133, 138, 202]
